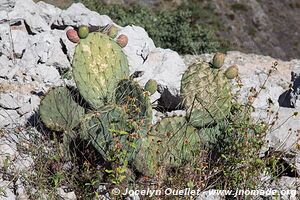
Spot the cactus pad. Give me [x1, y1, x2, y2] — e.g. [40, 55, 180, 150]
[144, 79, 158, 95]
[80, 105, 139, 161]
[134, 116, 200, 177]
[115, 79, 152, 135]
[39, 87, 85, 132]
[181, 60, 232, 128]
[72, 32, 129, 108]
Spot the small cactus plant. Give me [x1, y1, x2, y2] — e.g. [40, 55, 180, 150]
[144, 79, 158, 95]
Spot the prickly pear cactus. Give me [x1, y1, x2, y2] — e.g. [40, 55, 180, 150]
[199, 126, 222, 147]
[39, 87, 85, 132]
[80, 105, 140, 161]
[181, 60, 232, 128]
[115, 79, 152, 135]
[134, 116, 200, 177]
[72, 32, 129, 109]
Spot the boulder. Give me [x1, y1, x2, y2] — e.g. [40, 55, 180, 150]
[54, 3, 112, 27]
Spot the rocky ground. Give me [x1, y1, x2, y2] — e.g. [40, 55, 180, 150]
[0, 0, 300, 199]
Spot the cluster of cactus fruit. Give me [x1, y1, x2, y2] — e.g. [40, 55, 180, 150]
[39, 23, 239, 178]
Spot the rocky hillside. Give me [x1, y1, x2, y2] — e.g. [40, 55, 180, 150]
[42, 0, 300, 61]
[210, 0, 300, 61]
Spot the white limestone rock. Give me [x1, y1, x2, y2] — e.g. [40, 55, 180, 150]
[54, 3, 112, 27]
[119, 25, 156, 72]
[36, 1, 62, 26]
[8, 0, 50, 33]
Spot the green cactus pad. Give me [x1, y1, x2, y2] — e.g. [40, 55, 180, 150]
[72, 32, 129, 109]
[144, 79, 158, 95]
[39, 87, 85, 132]
[134, 116, 200, 177]
[80, 105, 139, 161]
[181, 60, 232, 128]
[115, 79, 152, 135]
[199, 126, 222, 147]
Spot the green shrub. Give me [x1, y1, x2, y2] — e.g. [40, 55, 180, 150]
[231, 3, 249, 11]
[77, 1, 221, 54]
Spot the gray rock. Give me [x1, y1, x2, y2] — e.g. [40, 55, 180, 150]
[33, 31, 53, 64]
[12, 154, 34, 172]
[0, 137, 18, 168]
[0, 22, 12, 58]
[119, 25, 156, 72]
[0, 179, 16, 200]
[0, 56, 16, 80]
[8, 0, 50, 33]
[15, 179, 28, 200]
[17, 102, 31, 115]
[27, 64, 61, 85]
[19, 45, 39, 69]
[134, 48, 186, 110]
[0, 92, 29, 109]
[11, 24, 29, 58]
[46, 30, 71, 69]
[57, 187, 77, 200]
[0, 0, 15, 12]
[166, 110, 186, 117]
[36, 1, 62, 26]
[289, 61, 300, 107]
[0, 109, 20, 128]
[268, 176, 299, 200]
[54, 3, 112, 27]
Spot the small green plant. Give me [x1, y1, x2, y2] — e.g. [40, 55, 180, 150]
[231, 3, 249, 11]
